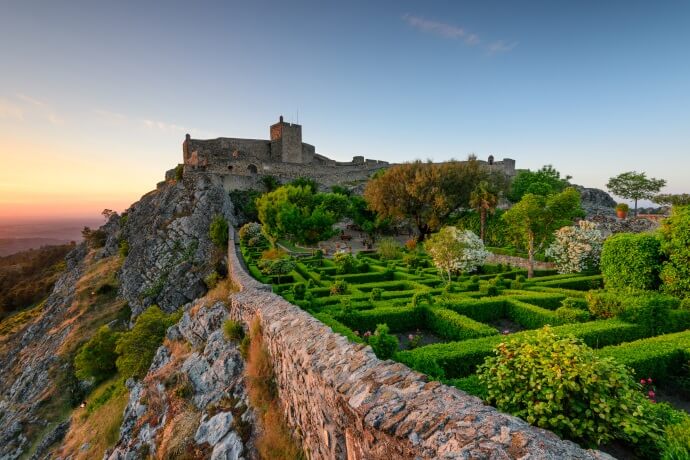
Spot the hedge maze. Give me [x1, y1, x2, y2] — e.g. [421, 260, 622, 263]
[241, 243, 690, 397]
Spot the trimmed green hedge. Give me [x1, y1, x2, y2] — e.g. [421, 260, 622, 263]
[534, 274, 604, 291]
[397, 319, 647, 378]
[601, 232, 662, 291]
[438, 297, 507, 323]
[335, 271, 390, 284]
[333, 306, 424, 333]
[501, 291, 567, 310]
[425, 308, 499, 341]
[505, 299, 566, 329]
[248, 264, 268, 283]
[314, 312, 365, 343]
[597, 331, 690, 382]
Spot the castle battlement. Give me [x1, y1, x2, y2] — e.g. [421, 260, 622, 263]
[180, 116, 514, 191]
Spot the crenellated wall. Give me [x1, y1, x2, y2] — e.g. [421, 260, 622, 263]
[225, 227, 612, 460]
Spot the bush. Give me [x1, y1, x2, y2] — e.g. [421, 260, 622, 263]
[555, 307, 590, 323]
[368, 324, 398, 359]
[506, 299, 564, 328]
[660, 205, 690, 299]
[377, 238, 402, 260]
[369, 288, 382, 301]
[426, 308, 498, 341]
[292, 283, 306, 300]
[535, 274, 604, 291]
[329, 279, 348, 296]
[223, 320, 245, 342]
[119, 239, 129, 257]
[204, 271, 220, 289]
[562, 297, 588, 310]
[485, 285, 499, 296]
[619, 292, 678, 335]
[586, 290, 628, 319]
[661, 418, 690, 460]
[478, 327, 655, 446]
[239, 222, 266, 247]
[115, 306, 179, 380]
[601, 233, 662, 291]
[74, 326, 120, 383]
[333, 252, 357, 275]
[545, 221, 603, 274]
[82, 227, 107, 248]
[209, 214, 229, 248]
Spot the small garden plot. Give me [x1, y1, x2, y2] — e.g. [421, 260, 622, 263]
[395, 330, 445, 350]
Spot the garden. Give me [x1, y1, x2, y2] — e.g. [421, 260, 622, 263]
[235, 163, 690, 458]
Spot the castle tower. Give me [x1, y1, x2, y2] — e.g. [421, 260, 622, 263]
[270, 115, 306, 163]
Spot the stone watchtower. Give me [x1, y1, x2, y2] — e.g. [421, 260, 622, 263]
[270, 115, 311, 164]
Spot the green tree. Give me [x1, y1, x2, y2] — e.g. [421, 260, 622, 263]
[74, 325, 120, 383]
[347, 195, 390, 243]
[209, 214, 229, 248]
[660, 205, 690, 298]
[502, 187, 584, 278]
[607, 171, 666, 216]
[424, 227, 489, 283]
[469, 181, 499, 242]
[256, 185, 345, 245]
[115, 306, 178, 380]
[655, 194, 690, 207]
[478, 327, 656, 446]
[508, 165, 571, 202]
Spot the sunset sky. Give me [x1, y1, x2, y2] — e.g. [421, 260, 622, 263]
[1, 0, 689, 220]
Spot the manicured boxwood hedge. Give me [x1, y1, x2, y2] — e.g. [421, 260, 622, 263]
[334, 271, 391, 284]
[396, 319, 647, 378]
[533, 274, 604, 291]
[505, 299, 566, 329]
[333, 306, 425, 333]
[501, 291, 567, 310]
[597, 331, 690, 382]
[313, 312, 365, 344]
[425, 307, 499, 341]
[438, 297, 507, 323]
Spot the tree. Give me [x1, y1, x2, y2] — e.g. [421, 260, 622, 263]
[607, 171, 666, 216]
[508, 165, 571, 202]
[424, 227, 489, 283]
[545, 221, 604, 274]
[256, 185, 346, 245]
[654, 193, 690, 207]
[660, 205, 690, 298]
[364, 161, 448, 240]
[502, 187, 584, 278]
[347, 195, 390, 243]
[469, 181, 498, 242]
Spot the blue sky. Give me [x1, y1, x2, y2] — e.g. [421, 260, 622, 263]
[1, 0, 688, 218]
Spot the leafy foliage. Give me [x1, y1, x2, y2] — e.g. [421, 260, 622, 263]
[238, 222, 267, 248]
[223, 319, 245, 342]
[469, 180, 499, 242]
[546, 220, 604, 274]
[607, 171, 666, 216]
[367, 323, 398, 359]
[74, 325, 120, 383]
[209, 214, 229, 248]
[376, 238, 402, 261]
[478, 327, 656, 446]
[115, 306, 179, 380]
[425, 227, 489, 282]
[502, 187, 584, 277]
[660, 205, 690, 298]
[600, 233, 662, 291]
[508, 165, 571, 202]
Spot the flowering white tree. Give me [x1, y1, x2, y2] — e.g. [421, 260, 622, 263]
[546, 220, 604, 274]
[425, 227, 489, 283]
[238, 222, 266, 247]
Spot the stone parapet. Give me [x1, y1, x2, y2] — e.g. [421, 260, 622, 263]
[226, 227, 612, 459]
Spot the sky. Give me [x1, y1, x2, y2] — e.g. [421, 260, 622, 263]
[1, 0, 689, 220]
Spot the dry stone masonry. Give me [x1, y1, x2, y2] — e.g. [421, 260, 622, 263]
[225, 228, 612, 459]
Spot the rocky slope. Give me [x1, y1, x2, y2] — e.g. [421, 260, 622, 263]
[0, 173, 238, 459]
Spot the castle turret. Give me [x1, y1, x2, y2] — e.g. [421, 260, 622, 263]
[270, 116, 311, 164]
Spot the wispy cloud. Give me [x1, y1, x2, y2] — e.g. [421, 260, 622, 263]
[487, 40, 518, 54]
[141, 119, 188, 134]
[15, 93, 65, 125]
[94, 107, 210, 137]
[0, 98, 24, 120]
[402, 14, 517, 54]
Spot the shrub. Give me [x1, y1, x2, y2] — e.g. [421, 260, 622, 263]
[618, 292, 678, 335]
[660, 205, 690, 299]
[405, 238, 418, 251]
[377, 238, 402, 260]
[239, 222, 266, 247]
[425, 227, 489, 282]
[369, 288, 382, 301]
[329, 279, 348, 296]
[555, 306, 590, 323]
[586, 290, 628, 319]
[478, 327, 655, 446]
[411, 291, 433, 308]
[223, 320, 245, 342]
[506, 299, 563, 328]
[209, 214, 229, 248]
[616, 203, 630, 213]
[174, 164, 184, 180]
[204, 271, 220, 289]
[601, 232, 662, 291]
[333, 252, 357, 274]
[292, 283, 306, 300]
[368, 324, 398, 360]
[426, 308, 498, 341]
[119, 239, 129, 257]
[661, 418, 690, 460]
[74, 326, 120, 383]
[485, 285, 499, 296]
[562, 297, 588, 310]
[82, 227, 107, 248]
[115, 306, 178, 380]
[545, 221, 604, 274]
[403, 252, 424, 269]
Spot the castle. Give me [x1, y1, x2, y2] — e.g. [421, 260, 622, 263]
[179, 116, 515, 191]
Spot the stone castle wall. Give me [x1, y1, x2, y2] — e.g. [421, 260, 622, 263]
[225, 227, 611, 459]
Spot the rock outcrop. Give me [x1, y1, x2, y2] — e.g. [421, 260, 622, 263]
[118, 174, 235, 316]
[576, 185, 617, 217]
